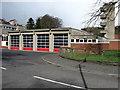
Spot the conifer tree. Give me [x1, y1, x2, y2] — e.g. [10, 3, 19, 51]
[26, 18, 35, 29]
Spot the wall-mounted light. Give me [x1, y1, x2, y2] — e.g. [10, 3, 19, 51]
[84, 36, 88, 43]
[83, 36, 87, 39]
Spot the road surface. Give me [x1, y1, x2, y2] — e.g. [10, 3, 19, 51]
[1, 49, 118, 89]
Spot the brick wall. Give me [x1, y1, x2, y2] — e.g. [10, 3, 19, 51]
[71, 43, 109, 50]
[2, 46, 8, 49]
[115, 34, 120, 39]
[100, 44, 110, 50]
[109, 41, 120, 50]
[71, 43, 109, 54]
[71, 42, 120, 52]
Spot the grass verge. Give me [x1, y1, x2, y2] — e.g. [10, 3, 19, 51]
[62, 50, 120, 63]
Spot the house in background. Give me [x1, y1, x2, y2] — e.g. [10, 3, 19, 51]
[0, 19, 26, 31]
[0, 19, 26, 48]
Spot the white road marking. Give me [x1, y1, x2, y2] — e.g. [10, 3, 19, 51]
[0, 67, 7, 70]
[33, 76, 84, 89]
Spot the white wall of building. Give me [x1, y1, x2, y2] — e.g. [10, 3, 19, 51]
[2, 41, 7, 46]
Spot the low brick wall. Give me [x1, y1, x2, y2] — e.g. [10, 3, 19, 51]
[115, 34, 120, 39]
[2, 46, 8, 49]
[109, 41, 120, 50]
[71, 43, 110, 54]
[71, 41, 120, 53]
[100, 44, 110, 50]
[71, 43, 109, 50]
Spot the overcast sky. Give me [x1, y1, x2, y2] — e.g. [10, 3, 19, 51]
[1, 0, 119, 29]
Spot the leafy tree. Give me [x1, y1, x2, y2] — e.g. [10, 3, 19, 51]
[35, 17, 41, 29]
[26, 18, 35, 29]
[40, 14, 62, 29]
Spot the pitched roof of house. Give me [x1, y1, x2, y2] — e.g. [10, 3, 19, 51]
[9, 19, 16, 22]
[0, 19, 10, 24]
[0, 19, 24, 27]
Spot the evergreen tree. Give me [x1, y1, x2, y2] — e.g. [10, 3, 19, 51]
[35, 17, 41, 29]
[26, 18, 34, 29]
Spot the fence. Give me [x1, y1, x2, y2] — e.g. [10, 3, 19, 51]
[59, 47, 119, 63]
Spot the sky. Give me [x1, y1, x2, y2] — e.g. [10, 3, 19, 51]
[1, 0, 119, 29]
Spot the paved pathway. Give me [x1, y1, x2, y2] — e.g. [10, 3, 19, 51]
[42, 54, 118, 77]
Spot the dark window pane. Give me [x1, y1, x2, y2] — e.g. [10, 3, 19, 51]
[80, 40, 83, 42]
[71, 39, 74, 42]
[88, 40, 92, 42]
[84, 39, 87, 42]
[92, 39, 96, 42]
[76, 39, 79, 42]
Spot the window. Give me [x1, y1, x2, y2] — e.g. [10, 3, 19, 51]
[54, 34, 68, 48]
[37, 34, 49, 48]
[80, 40, 83, 42]
[92, 39, 96, 43]
[71, 39, 74, 42]
[6, 42, 8, 46]
[84, 39, 87, 43]
[11, 35, 19, 47]
[2, 36, 8, 41]
[88, 39, 92, 42]
[76, 39, 79, 42]
[23, 35, 33, 48]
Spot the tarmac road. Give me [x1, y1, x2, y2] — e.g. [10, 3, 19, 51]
[1, 49, 119, 89]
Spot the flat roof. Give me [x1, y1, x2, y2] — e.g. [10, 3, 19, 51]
[8, 27, 93, 33]
[8, 28, 73, 33]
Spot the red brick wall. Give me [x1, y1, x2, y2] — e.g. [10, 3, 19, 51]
[71, 42, 120, 52]
[115, 34, 120, 39]
[71, 43, 109, 50]
[71, 43, 109, 54]
[109, 41, 120, 50]
[100, 44, 109, 50]
[2, 46, 8, 49]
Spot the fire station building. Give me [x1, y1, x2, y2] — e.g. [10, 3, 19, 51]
[8, 28, 98, 52]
